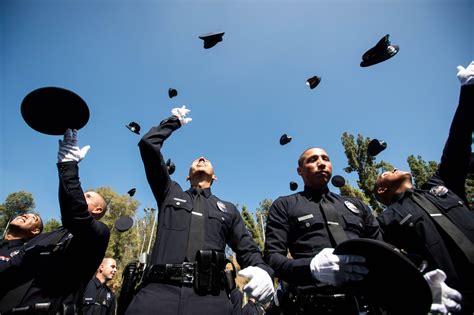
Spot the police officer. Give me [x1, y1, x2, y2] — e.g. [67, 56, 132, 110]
[375, 61, 474, 314]
[125, 107, 274, 315]
[0, 213, 43, 272]
[82, 257, 118, 315]
[264, 147, 382, 314]
[0, 129, 110, 314]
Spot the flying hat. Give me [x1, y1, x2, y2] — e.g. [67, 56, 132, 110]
[368, 139, 387, 156]
[360, 34, 399, 67]
[166, 158, 176, 175]
[331, 175, 346, 188]
[199, 32, 225, 49]
[114, 216, 134, 232]
[306, 76, 321, 89]
[21, 87, 89, 135]
[280, 134, 292, 145]
[334, 238, 432, 314]
[127, 188, 136, 197]
[126, 122, 141, 135]
[168, 88, 178, 98]
[289, 181, 298, 191]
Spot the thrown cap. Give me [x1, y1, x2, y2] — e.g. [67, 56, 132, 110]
[280, 134, 292, 146]
[331, 175, 346, 188]
[368, 139, 387, 156]
[290, 181, 298, 191]
[360, 34, 399, 67]
[115, 216, 134, 232]
[306, 76, 321, 89]
[166, 158, 176, 175]
[126, 122, 141, 135]
[168, 88, 178, 98]
[127, 188, 136, 197]
[199, 32, 225, 49]
[21, 87, 89, 135]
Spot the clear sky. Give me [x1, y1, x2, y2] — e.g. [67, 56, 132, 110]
[1, 0, 473, 223]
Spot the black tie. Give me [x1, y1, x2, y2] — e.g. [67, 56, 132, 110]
[319, 195, 348, 246]
[186, 188, 205, 262]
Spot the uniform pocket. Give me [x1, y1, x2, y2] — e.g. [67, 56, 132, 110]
[161, 199, 193, 231]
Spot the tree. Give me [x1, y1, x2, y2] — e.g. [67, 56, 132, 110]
[0, 191, 36, 236]
[255, 199, 272, 245]
[340, 133, 393, 213]
[406, 155, 438, 188]
[43, 218, 61, 233]
[241, 206, 263, 250]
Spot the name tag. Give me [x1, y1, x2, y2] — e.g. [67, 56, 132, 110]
[191, 211, 203, 216]
[297, 214, 314, 221]
[173, 197, 187, 203]
[399, 214, 412, 225]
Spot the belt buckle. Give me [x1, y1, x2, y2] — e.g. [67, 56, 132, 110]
[182, 262, 195, 285]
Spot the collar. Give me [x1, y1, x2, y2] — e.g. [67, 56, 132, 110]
[0, 239, 25, 249]
[93, 277, 103, 288]
[302, 185, 329, 201]
[190, 187, 212, 198]
[391, 188, 414, 203]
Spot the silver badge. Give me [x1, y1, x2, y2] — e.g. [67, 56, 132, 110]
[344, 201, 360, 214]
[430, 186, 448, 197]
[217, 201, 227, 212]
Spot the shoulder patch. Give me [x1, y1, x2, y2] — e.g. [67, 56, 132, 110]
[429, 185, 448, 197]
[344, 201, 360, 214]
[216, 201, 227, 212]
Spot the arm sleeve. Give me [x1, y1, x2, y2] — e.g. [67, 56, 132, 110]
[138, 116, 181, 205]
[228, 204, 273, 276]
[434, 85, 474, 201]
[264, 198, 313, 285]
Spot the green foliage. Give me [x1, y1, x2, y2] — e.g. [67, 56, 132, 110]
[241, 206, 264, 250]
[1, 191, 36, 236]
[43, 218, 61, 232]
[406, 155, 438, 188]
[340, 133, 393, 213]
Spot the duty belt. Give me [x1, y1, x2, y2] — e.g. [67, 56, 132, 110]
[1, 303, 77, 315]
[147, 263, 195, 286]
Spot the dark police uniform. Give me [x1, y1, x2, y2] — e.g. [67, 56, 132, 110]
[0, 161, 110, 314]
[377, 84, 474, 313]
[0, 239, 24, 270]
[125, 116, 272, 315]
[82, 277, 116, 315]
[264, 187, 383, 314]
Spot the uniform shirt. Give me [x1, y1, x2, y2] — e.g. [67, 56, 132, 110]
[377, 84, 474, 310]
[264, 187, 382, 286]
[82, 277, 116, 315]
[0, 239, 24, 265]
[0, 162, 110, 312]
[138, 115, 271, 273]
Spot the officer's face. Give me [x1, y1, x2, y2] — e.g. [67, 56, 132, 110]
[9, 213, 42, 236]
[297, 148, 333, 189]
[377, 168, 412, 189]
[189, 157, 215, 178]
[100, 258, 117, 281]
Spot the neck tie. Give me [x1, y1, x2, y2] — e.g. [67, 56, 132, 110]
[186, 188, 205, 262]
[319, 195, 348, 247]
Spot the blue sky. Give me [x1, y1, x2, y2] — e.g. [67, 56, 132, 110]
[1, 0, 472, 223]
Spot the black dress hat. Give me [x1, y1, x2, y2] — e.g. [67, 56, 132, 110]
[334, 238, 432, 314]
[21, 87, 89, 135]
[126, 122, 141, 135]
[199, 32, 225, 49]
[331, 175, 346, 188]
[280, 134, 292, 145]
[289, 181, 298, 191]
[168, 88, 178, 98]
[367, 139, 387, 156]
[115, 216, 134, 232]
[360, 34, 399, 67]
[306, 76, 321, 89]
[166, 158, 176, 175]
[127, 188, 136, 197]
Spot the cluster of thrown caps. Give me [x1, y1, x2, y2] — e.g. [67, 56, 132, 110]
[282, 134, 387, 191]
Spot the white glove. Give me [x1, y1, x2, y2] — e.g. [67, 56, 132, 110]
[238, 266, 274, 304]
[457, 61, 474, 86]
[424, 269, 462, 314]
[310, 248, 368, 287]
[171, 105, 192, 125]
[57, 129, 90, 163]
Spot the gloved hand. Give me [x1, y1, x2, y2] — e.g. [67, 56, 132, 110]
[238, 266, 275, 304]
[57, 129, 90, 163]
[310, 248, 368, 286]
[171, 105, 192, 126]
[424, 269, 462, 314]
[457, 61, 474, 86]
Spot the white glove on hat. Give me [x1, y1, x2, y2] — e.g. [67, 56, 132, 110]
[310, 248, 368, 287]
[171, 106, 192, 125]
[57, 129, 90, 163]
[457, 61, 474, 86]
[238, 266, 274, 304]
[424, 269, 462, 314]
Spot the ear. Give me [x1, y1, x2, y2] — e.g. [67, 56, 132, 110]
[31, 228, 41, 236]
[212, 174, 218, 181]
[297, 166, 302, 176]
[91, 207, 104, 217]
[186, 175, 190, 181]
[377, 186, 388, 196]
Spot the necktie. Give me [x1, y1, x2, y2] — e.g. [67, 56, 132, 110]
[319, 195, 348, 246]
[186, 188, 205, 262]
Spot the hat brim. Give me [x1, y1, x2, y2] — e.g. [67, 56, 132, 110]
[334, 238, 432, 313]
[115, 216, 134, 232]
[360, 45, 399, 67]
[21, 87, 89, 135]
